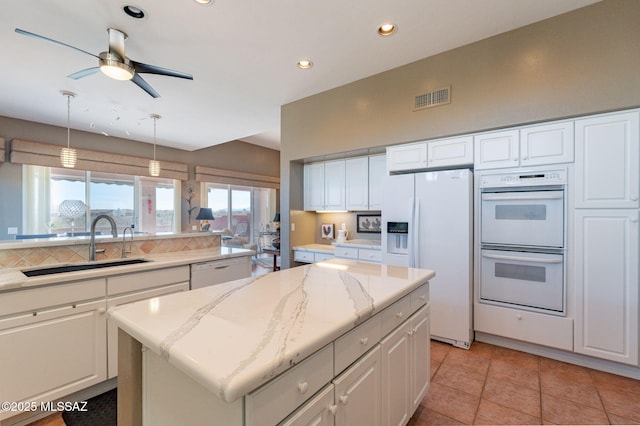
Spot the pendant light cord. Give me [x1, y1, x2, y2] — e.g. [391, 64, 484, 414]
[66, 94, 71, 149]
[153, 115, 157, 160]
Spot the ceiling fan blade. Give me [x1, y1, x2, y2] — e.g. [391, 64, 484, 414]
[15, 28, 99, 59]
[68, 67, 100, 80]
[131, 74, 160, 98]
[132, 61, 193, 80]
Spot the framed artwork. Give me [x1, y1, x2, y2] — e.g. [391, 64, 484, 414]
[357, 214, 381, 233]
[321, 223, 335, 239]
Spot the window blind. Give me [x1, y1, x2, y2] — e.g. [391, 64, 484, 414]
[195, 165, 279, 189]
[10, 139, 188, 180]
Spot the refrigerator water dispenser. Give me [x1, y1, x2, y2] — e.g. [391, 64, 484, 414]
[387, 221, 408, 255]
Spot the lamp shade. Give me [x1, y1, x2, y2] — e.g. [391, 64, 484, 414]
[195, 208, 214, 221]
[273, 213, 281, 222]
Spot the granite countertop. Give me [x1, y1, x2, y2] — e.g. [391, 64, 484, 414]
[332, 239, 382, 250]
[0, 247, 254, 291]
[109, 259, 434, 403]
[292, 243, 335, 253]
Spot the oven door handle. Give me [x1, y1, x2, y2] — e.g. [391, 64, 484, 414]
[482, 252, 563, 264]
[482, 193, 563, 201]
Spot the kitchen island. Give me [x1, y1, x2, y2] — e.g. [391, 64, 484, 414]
[110, 259, 434, 425]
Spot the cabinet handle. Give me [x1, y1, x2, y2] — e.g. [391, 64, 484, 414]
[339, 395, 349, 405]
[631, 217, 638, 223]
[513, 157, 518, 161]
[516, 315, 523, 320]
[396, 312, 403, 318]
[522, 156, 528, 160]
[360, 337, 368, 345]
[631, 196, 638, 201]
[329, 405, 338, 416]
[297, 382, 309, 394]
[97, 308, 107, 314]
[407, 330, 414, 336]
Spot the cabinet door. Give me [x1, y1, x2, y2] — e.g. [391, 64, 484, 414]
[324, 160, 346, 211]
[334, 345, 381, 426]
[345, 157, 369, 211]
[574, 210, 639, 365]
[0, 300, 107, 420]
[381, 322, 411, 426]
[106, 282, 189, 379]
[386, 143, 427, 172]
[520, 121, 574, 167]
[427, 136, 473, 168]
[410, 306, 430, 412]
[474, 129, 520, 170]
[575, 111, 640, 208]
[368, 154, 386, 210]
[304, 163, 325, 211]
[279, 384, 335, 426]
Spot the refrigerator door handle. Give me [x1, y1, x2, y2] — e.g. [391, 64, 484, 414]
[412, 197, 420, 268]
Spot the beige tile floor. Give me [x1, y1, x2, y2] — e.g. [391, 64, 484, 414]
[409, 340, 640, 425]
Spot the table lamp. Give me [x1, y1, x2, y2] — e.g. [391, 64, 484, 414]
[273, 213, 281, 231]
[195, 208, 214, 231]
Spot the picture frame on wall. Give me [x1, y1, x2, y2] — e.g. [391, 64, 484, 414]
[321, 223, 335, 239]
[357, 214, 381, 233]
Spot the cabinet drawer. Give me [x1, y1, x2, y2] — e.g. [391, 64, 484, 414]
[246, 344, 334, 426]
[358, 249, 381, 263]
[334, 315, 382, 375]
[107, 265, 189, 295]
[381, 294, 411, 337]
[314, 252, 334, 262]
[334, 247, 358, 260]
[410, 284, 429, 312]
[294, 250, 314, 263]
[279, 383, 334, 426]
[0, 278, 106, 317]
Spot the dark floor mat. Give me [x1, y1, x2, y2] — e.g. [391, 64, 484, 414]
[61, 388, 117, 426]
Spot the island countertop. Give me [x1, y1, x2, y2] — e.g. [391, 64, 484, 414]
[109, 259, 434, 404]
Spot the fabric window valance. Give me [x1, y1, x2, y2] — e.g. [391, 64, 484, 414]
[10, 139, 188, 180]
[194, 165, 279, 189]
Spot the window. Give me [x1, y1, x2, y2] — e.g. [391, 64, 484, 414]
[205, 183, 276, 245]
[25, 166, 179, 236]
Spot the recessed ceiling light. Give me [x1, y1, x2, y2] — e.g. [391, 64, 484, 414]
[297, 59, 313, 69]
[378, 23, 397, 36]
[194, 0, 214, 5]
[122, 5, 146, 19]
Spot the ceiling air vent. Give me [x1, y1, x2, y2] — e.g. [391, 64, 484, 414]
[414, 86, 451, 111]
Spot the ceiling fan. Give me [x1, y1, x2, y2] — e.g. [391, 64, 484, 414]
[15, 27, 193, 98]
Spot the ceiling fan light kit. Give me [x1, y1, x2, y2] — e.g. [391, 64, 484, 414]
[60, 90, 77, 168]
[99, 52, 134, 80]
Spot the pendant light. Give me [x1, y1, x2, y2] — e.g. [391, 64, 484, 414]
[60, 90, 77, 168]
[148, 114, 161, 177]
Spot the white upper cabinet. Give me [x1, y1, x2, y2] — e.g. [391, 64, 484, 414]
[368, 154, 386, 210]
[520, 121, 574, 167]
[304, 163, 325, 211]
[387, 142, 427, 173]
[346, 157, 369, 211]
[475, 121, 574, 170]
[474, 129, 520, 170]
[575, 111, 640, 209]
[304, 160, 346, 211]
[427, 135, 473, 168]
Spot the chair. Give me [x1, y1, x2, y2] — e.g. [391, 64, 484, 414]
[235, 222, 248, 236]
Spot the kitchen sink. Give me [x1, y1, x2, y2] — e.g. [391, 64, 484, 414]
[22, 258, 152, 277]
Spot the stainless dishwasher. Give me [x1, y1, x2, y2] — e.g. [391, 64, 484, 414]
[190, 256, 251, 289]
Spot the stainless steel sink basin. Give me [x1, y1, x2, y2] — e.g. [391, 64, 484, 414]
[22, 258, 152, 277]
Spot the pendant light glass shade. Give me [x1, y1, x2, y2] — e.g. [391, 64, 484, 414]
[60, 91, 77, 168]
[149, 114, 161, 177]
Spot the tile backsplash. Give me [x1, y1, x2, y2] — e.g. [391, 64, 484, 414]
[0, 234, 220, 268]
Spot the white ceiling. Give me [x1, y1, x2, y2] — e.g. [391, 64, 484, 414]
[0, 0, 599, 152]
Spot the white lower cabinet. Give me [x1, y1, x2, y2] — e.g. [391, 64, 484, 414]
[279, 384, 336, 426]
[0, 295, 107, 421]
[381, 305, 430, 426]
[333, 345, 382, 426]
[574, 210, 639, 365]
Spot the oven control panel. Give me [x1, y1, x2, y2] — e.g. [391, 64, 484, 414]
[480, 169, 567, 188]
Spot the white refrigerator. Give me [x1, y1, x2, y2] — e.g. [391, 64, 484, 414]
[382, 169, 473, 348]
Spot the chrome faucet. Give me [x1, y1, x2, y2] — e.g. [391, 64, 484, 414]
[122, 226, 134, 258]
[89, 214, 118, 261]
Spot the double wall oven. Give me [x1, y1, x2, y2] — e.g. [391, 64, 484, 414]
[479, 169, 567, 315]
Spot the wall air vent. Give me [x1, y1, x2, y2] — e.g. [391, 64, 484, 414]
[414, 86, 451, 111]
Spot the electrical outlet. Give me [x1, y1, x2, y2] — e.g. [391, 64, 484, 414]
[291, 223, 295, 232]
[8, 227, 18, 235]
